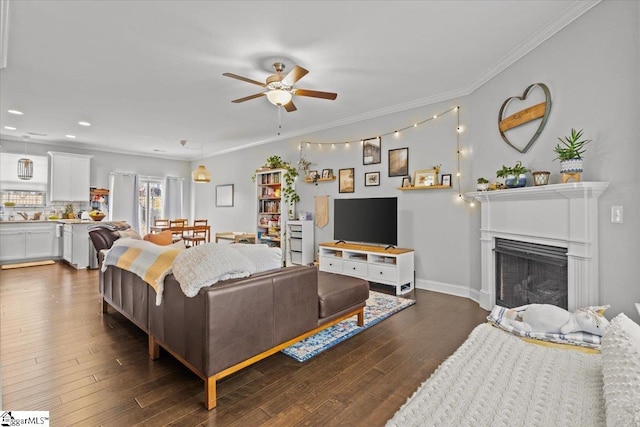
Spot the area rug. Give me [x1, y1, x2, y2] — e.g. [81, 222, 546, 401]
[282, 290, 415, 362]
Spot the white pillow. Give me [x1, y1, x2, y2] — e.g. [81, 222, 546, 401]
[521, 304, 571, 334]
[600, 313, 640, 426]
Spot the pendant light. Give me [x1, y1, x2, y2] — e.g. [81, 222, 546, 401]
[17, 135, 33, 180]
[181, 140, 211, 183]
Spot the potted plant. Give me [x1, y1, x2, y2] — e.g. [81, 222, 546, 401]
[496, 161, 528, 188]
[477, 177, 489, 191]
[554, 128, 590, 174]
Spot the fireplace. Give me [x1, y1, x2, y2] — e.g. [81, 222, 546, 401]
[495, 238, 568, 309]
[470, 182, 608, 311]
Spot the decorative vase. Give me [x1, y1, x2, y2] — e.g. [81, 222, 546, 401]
[505, 174, 517, 188]
[560, 159, 583, 174]
[516, 173, 527, 187]
[532, 171, 550, 186]
[477, 183, 489, 191]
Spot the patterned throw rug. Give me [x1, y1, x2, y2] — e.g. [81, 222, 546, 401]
[282, 290, 415, 362]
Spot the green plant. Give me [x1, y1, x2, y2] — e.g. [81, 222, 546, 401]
[477, 177, 489, 184]
[554, 128, 590, 161]
[496, 161, 528, 178]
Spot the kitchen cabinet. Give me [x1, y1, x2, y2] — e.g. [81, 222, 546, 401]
[62, 222, 91, 269]
[48, 152, 93, 201]
[0, 222, 61, 263]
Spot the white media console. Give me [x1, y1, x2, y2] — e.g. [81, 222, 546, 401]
[318, 242, 415, 295]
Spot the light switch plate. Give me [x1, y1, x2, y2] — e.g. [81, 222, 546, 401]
[611, 205, 623, 223]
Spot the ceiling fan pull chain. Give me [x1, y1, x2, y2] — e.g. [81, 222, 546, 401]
[277, 106, 283, 136]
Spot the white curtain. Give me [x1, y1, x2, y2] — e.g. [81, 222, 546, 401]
[109, 172, 139, 230]
[163, 176, 183, 219]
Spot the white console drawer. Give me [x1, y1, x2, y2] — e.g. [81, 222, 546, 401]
[320, 256, 343, 273]
[368, 264, 397, 283]
[343, 260, 368, 278]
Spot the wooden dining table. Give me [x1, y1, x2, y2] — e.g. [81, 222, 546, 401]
[150, 225, 212, 243]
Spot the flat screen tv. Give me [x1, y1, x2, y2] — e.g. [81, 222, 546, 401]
[334, 197, 397, 246]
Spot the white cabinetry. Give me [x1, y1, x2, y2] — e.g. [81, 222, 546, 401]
[48, 152, 93, 201]
[319, 242, 414, 295]
[62, 223, 91, 269]
[286, 220, 314, 266]
[0, 222, 61, 263]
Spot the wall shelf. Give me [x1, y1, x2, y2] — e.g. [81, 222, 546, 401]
[398, 185, 452, 191]
[304, 177, 336, 184]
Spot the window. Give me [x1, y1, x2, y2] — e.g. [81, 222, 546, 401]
[1, 190, 46, 206]
[138, 178, 163, 235]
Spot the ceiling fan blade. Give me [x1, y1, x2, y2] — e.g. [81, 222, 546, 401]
[281, 66, 309, 86]
[295, 88, 337, 100]
[231, 93, 266, 103]
[223, 73, 267, 87]
[283, 100, 297, 112]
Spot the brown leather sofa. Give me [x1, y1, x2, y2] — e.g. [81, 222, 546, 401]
[96, 237, 369, 410]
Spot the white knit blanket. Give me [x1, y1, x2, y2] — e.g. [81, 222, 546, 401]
[387, 324, 605, 427]
[172, 243, 281, 298]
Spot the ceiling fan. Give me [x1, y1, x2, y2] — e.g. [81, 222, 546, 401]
[223, 62, 337, 112]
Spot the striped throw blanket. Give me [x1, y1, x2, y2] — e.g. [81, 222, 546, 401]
[102, 239, 183, 305]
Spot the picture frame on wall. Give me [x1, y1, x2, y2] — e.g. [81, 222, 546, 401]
[413, 169, 437, 187]
[216, 184, 234, 207]
[388, 147, 409, 177]
[402, 176, 411, 188]
[322, 169, 332, 179]
[338, 168, 355, 193]
[364, 171, 380, 187]
[363, 137, 382, 165]
[441, 174, 452, 187]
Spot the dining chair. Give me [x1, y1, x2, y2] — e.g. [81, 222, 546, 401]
[183, 220, 208, 247]
[154, 218, 169, 227]
[169, 219, 186, 242]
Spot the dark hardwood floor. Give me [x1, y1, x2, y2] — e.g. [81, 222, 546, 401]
[1, 261, 488, 426]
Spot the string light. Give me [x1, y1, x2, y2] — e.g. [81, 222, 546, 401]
[296, 105, 472, 208]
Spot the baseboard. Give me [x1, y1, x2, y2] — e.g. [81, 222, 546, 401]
[416, 278, 481, 306]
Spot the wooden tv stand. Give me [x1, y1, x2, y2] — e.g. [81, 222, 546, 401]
[318, 242, 415, 295]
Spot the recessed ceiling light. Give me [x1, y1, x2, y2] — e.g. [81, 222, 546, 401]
[78, 121, 91, 127]
[153, 149, 166, 152]
[8, 109, 24, 115]
[66, 134, 76, 139]
[4, 126, 17, 130]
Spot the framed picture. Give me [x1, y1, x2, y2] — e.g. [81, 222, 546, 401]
[216, 184, 234, 207]
[363, 137, 381, 165]
[402, 176, 411, 188]
[322, 169, 332, 179]
[414, 169, 437, 187]
[441, 174, 452, 187]
[307, 170, 319, 180]
[364, 171, 380, 187]
[338, 168, 355, 193]
[388, 147, 409, 177]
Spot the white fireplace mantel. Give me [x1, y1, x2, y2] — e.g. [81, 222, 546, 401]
[467, 182, 609, 311]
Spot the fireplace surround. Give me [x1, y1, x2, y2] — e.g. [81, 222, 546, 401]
[470, 182, 608, 311]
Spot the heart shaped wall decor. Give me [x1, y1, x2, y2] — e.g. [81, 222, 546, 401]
[498, 83, 552, 153]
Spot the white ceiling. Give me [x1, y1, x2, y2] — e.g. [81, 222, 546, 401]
[0, 0, 599, 161]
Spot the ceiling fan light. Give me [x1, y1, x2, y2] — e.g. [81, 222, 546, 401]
[192, 165, 211, 183]
[266, 89, 292, 106]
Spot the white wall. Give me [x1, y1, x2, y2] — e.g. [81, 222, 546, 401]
[0, 138, 192, 219]
[195, 1, 639, 321]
